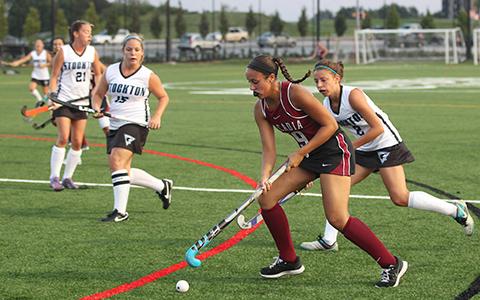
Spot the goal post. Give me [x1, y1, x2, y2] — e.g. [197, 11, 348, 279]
[474, 28, 480, 65]
[355, 28, 466, 64]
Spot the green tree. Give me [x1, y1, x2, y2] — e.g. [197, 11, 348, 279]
[334, 11, 347, 37]
[23, 7, 40, 41]
[0, 0, 8, 40]
[297, 7, 308, 37]
[420, 10, 435, 29]
[83, 0, 100, 32]
[55, 8, 69, 40]
[269, 11, 283, 36]
[361, 13, 372, 29]
[130, 0, 141, 33]
[385, 4, 400, 29]
[245, 6, 257, 38]
[150, 8, 162, 39]
[219, 5, 229, 40]
[456, 9, 472, 58]
[199, 11, 209, 38]
[7, 0, 30, 37]
[174, 1, 186, 38]
[105, 7, 120, 35]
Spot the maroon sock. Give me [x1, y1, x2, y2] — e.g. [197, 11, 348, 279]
[261, 203, 297, 263]
[341, 216, 396, 268]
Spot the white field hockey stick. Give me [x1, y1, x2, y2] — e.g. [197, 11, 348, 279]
[48, 94, 148, 127]
[185, 162, 288, 268]
[236, 189, 300, 230]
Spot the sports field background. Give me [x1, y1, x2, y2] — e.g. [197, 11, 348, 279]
[0, 61, 479, 299]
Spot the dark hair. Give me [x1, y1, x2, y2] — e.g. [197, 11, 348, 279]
[52, 36, 65, 43]
[69, 20, 93, 43]
[247, 55, 311, 84]
[313, 59, 344, 78]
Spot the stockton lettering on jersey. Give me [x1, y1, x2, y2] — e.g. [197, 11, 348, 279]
[274, 120, 304, 132]
[62, 61, 92, 71]
[338, 112, 363, 127]
[108, 83, 146, 97]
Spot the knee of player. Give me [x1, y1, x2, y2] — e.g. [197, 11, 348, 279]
[326, 213, 349, 231]
[390, 193, 409, 207]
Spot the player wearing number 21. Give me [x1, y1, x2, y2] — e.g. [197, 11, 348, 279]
[91, 34, 172, 223]
[246, 55, 407, 287]
[47, 20, 102, 191]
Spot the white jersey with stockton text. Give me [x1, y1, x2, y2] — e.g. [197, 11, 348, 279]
[30, 50, 49, 80]
[323, 85, 402, 152]
[56, 44, 95, 106]
[105, 62, 152, 130]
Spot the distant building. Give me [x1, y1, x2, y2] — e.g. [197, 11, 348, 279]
[442, 0, 478, 19]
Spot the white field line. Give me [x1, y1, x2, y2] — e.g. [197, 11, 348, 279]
[1, 178, 480, 203]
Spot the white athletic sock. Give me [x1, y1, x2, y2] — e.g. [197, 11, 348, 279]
[62, 149, 82, 180]
[408, 191, 457, 217]
[323, 219, 339, 245]
[31, 89, 43, 101]
[130, 168, 165, 192]
[112, 169, 130, 214]
[50, 145, 66, 179]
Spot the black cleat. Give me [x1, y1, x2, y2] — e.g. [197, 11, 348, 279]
[156, 179, 173, 209]
[375, 256, 408, 288]
[260, 256, 305, 279]
[101, 209, 129, 223]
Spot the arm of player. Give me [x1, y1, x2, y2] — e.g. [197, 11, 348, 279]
[8, 53, 32, 67]
[254, 101, 277, 191]
[48, 49, 64, 108]
[287, 84, 338, 168]
[91, 73, 109, 117]
[148, 73, 169, 130]
[348, 88, 384, 149]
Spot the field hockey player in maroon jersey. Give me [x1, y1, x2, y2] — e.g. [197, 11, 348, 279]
[245, 55, 407, 287]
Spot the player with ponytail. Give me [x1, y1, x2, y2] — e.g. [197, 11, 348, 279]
[245, 55, 407, 287]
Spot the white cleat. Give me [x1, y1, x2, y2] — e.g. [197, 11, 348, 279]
[453, 200, 474, 236]
[300, 236, 339, 252]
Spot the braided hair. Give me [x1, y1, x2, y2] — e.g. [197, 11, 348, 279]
[247, 55, 311, 84]
[313, 59, 344, 79]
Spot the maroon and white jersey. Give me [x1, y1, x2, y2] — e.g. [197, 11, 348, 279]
[260, 81, 320, 149]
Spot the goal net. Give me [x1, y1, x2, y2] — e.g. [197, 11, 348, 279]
[474, 28, 480, 65]
[354, 28, 466, 64]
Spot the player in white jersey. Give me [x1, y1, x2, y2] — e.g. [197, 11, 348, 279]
[2, 39, 51, 107]
[92, 34, 172, 223]
[47, 20, 102, 191]
[300, 60, 474, 253]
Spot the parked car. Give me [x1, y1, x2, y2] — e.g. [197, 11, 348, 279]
[224, 27, 249, 42]
[178, 33, 222, 52]
[92, 28, 130, 44]
[206, 31, 222, 42]
[257, 32, 296, 48]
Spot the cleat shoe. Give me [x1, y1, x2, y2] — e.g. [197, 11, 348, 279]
[300, 236, 339, 252]
[156, 179, 173, 209]
[260, 256, 305, 279]
[62, 178, 79, 189]
[49, 177, 64, 192]
[453, 200, 474, 236]
[101, 209, 129, 222]
[375, 256, 408, 288]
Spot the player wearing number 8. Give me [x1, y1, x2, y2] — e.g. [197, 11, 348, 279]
[92, 34, 172, 222]
[247, 55, 407, 287]
[47, 20, 102, 191]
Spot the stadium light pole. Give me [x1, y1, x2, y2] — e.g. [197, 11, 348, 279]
[316, 0, 320, 43]
[166, 0, 171, 62]
[258, 0, 262, 37]
[51, 0, 56, 41]
[356, 0, 361, 30]
[212, 0, 215, 32]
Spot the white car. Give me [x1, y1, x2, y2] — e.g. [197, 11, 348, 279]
[92, 29, 130, 45]
[224, 27, 249, 43]
[178, 33, 221, 52]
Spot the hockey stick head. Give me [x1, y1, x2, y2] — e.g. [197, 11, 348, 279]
[185, 246, 202, 268]
[236, 214, 252, 230]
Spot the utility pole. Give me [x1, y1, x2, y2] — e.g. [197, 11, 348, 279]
[356, 0, 361, 30]
[51, 0, 56, 41]
[316, 0, 320, 42]
[258, 0, 262, 37]
[212, 0, 215, 32]
[166, 0, 171, 62]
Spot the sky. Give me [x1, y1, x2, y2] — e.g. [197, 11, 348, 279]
[147, 0, 443, 22]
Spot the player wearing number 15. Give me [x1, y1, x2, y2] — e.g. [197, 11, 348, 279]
[246, 55, 407, 287]
[47, 20, 103, 191]
[92, 34, 172, 222]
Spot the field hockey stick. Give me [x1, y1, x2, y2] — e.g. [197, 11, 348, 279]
[236, 189, 300, 230]
[185, 162, 288, 268]
[49, 95, 148, 127]
[32, 117, 53, 129]
[20, 105, 52, 119]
